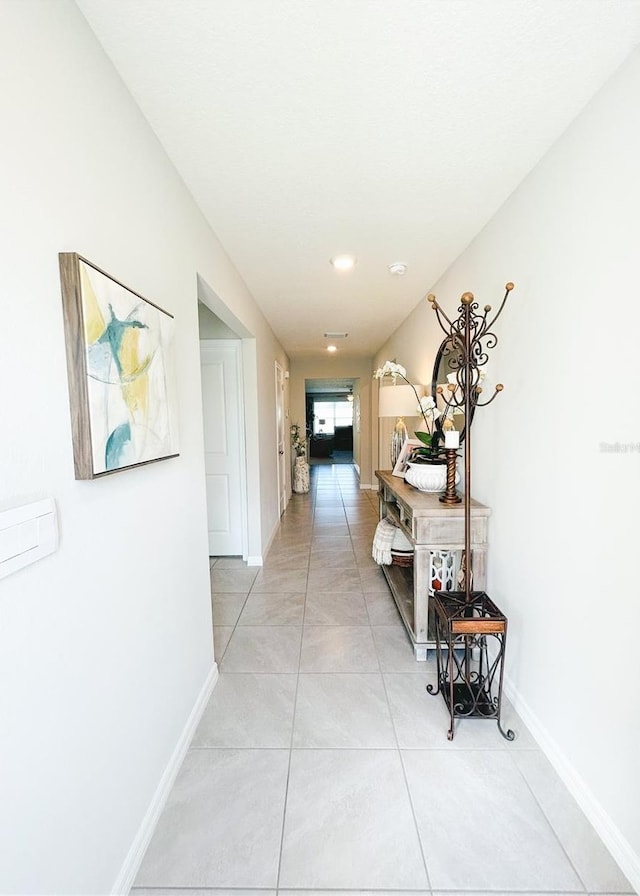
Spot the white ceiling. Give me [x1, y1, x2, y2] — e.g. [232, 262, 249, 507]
[75, 0, 640, 360]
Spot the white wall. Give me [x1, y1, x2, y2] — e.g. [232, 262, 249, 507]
[197, 302, 239, 339]
[0, 1, 287, 892]
[374, 48, 640, 889]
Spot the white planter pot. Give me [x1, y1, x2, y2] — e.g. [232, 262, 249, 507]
[292, 455, 310, 493]
[404, 461, 459, 493]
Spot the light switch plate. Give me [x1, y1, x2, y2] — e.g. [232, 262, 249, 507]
[0, 499, 58, 580]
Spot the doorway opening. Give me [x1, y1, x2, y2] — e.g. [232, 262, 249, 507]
[305, 378, 356, 466]
[197, 276, 263, 567]
[199, 307, 247, 558]
[275, 361, 287, 515]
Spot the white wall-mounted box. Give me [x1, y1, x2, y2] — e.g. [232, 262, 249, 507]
[0, 499, 58, 581]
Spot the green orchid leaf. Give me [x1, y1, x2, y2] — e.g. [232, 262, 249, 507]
[414, 431, 432, 447]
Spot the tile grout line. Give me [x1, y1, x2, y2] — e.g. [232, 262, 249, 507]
[216, 466, 436, 889]
[153, 464, 612, 894]
[371, 496, 433, 891]
[509, 752, 591, 895]
[274, 464, 323, 890]
[351, 466, 437, 887]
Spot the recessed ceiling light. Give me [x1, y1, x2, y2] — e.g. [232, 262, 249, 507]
[388, 262, 408, 276]
[330, 254, 357, 271]
[327, 345, 337, 353]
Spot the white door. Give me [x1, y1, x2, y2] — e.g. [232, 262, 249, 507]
[275, 362, 287, 516]
[200, 341, 245, 555]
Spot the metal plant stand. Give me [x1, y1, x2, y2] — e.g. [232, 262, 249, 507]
[428, 590, 514, 741]
[425, 283, 516, 741]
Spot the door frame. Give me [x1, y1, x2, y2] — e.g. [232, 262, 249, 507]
[275, 360, 287, 517]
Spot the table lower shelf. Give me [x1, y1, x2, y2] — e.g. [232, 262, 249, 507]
[380, 562, 436, 660]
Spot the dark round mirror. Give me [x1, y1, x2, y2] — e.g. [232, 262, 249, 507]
[430, 335, 472, 442]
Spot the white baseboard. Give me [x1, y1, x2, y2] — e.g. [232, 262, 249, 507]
[111, 662, 219, 894]
[258, 518, 281, 565]
[504, 674, 640, 893]
[354, 465, 374, 490]
[245, 555, 263, 566]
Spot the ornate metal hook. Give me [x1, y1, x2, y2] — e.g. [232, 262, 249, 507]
[426, 282, 515, 600]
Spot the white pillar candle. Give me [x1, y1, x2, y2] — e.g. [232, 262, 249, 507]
[444, 430, 460, 449]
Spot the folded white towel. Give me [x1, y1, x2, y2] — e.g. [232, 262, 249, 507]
[372, 517, 399, 565]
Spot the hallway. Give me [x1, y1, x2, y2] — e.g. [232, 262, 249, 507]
[133, 464, 632, 895]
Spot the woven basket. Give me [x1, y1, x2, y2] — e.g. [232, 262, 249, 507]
[389, 525, 414, 567]
[391, 550, 414, 567]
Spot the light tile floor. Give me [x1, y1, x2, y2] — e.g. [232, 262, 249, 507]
[133, 464, 634, 896]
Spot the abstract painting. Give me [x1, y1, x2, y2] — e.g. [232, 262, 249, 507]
[59, 253, 179, 479]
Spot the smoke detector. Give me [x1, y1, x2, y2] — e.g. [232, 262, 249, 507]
[388, 262, 408, 276]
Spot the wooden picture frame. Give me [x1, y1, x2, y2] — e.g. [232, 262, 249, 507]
[392, 437, 422, 478]
[59, 253, 179, 479]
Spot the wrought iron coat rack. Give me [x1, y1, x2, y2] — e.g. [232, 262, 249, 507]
[425, 283, 516, 741]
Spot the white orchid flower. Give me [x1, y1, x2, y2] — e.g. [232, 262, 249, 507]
[374, 360, 407, 381]
[374, 361, 442, 448]
[419, 396, 436, 412]
[418, 396, 440, 422]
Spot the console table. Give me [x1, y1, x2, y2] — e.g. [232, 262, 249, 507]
[375, 470, 491, 660]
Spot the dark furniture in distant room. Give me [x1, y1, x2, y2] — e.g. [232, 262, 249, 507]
[333, 425, 353, 451]
[310, 435, 334, 457]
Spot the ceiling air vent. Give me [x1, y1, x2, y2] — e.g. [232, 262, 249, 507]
[324, 332, 348, 338]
